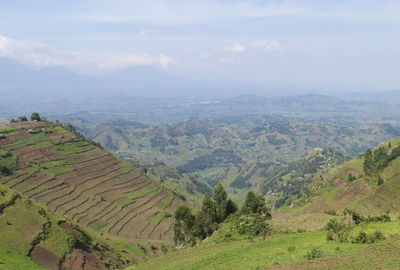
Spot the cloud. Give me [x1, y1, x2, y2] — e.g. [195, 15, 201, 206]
[251, 39, 282, 52]
[225, 43, 246, 53]
[0, 35, 60, 66]
[0, 35, 176, 70]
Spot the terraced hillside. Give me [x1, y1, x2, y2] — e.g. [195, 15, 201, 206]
[0, 183, 141, 270]
[0, 121, 184, 245]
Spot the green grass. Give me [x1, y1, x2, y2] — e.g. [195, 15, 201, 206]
[0, 247, 44, 270]
[0, 151, 17, 172]
[0, 199, 47, 254]
[38, 160, 73, 177]
[52, 140, 95, 155]
[110, 239, 147, 258]
[115, 185, 161, 207]
[132, 219, 400, 270]
[350, 220, 400, 238]
[2, 134, 50, 151]
[155, 192, 174, 210]
[39, 221, 74, 258]
[0, 125, 18, 136]
[148, 212, 168, 225]
[132, 230, 363, 270]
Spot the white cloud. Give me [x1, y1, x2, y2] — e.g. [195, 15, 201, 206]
[201, 38, 282, 64]
[159, 54, 177, 68]
[225, 43, 246, 53]
[0, 35, 176, 70]
[251, 39, 282, 52]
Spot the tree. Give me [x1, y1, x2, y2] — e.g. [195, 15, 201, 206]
[18, 116, 27, 122]
[174, 205, 195, 244]
[241, 191, 271, 219]
[213, 184, 228, 222]
[193, 195, 218, 238]
[225, 199, 238, 217]
[31, 112, 41, 121]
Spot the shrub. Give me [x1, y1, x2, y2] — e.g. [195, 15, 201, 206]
[324, 209, 336, 216]
[305, 248, 323, 260]
[352, 230, 385, 244]
[236, 214, 269, 239]
[325, 219, 352, 242]
[365, 213, 391, 223]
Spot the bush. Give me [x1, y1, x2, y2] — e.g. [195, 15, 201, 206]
[352, 230, 385, 244]
[324, 209, 336, 216]
[325, 219, 352, 242]
[305, 248, 323, 260]
[236, 214, 269, 239]
[365, 213, 391, 223]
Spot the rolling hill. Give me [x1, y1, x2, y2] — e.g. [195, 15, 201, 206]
[72, 117, 400, 203]
[0, 121, 185, 251]
[127, 136, 400, 270]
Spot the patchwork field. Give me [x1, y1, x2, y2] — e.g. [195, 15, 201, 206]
[0, 121, 184, 247]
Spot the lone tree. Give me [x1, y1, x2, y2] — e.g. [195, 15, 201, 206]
[31, 112, 41, 121]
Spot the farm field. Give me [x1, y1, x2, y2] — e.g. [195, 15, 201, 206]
[0, 183, 142, 269]
[0, 121, 184, 247]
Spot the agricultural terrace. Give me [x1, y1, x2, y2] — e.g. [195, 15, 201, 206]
[0, 121, 183, 244]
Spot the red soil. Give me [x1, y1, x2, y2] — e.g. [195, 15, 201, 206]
[30, 245, 61, 270]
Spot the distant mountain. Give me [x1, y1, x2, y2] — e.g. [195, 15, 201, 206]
[339, 89, 400, 104]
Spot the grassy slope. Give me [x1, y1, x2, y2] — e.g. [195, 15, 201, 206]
[129, 137, 400, 270]
[271, 137, 400, 231]
[130, 219, 400, 270]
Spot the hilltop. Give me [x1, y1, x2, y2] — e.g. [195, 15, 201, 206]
[0, 121, 185, 253]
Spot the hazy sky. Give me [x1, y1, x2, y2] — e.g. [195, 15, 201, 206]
[1, 0, 400, 90]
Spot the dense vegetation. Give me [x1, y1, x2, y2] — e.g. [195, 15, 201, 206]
[174, 185, 271, 246]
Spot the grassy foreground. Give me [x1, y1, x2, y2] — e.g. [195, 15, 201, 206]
[128, 219, 400, 270]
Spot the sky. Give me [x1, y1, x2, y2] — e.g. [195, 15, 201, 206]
[1, 0, 400, 90]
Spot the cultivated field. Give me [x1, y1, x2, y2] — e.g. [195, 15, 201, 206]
[0, 121, 183, 246]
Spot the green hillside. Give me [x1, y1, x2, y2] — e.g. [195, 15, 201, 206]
[0, 121, 186, 257]
[125, 136, 400, 270]
[276, 136, 400, 220]
[0, 183, 144, 270]
[129, 215, 400, 270]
